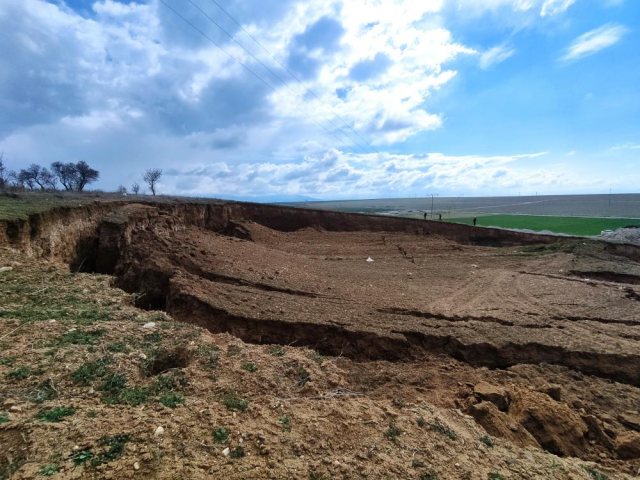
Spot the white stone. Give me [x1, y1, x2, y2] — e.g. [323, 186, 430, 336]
[142, 322, 156, 329]
[222, 448, 230, 456]
[154, 426, 165, 436]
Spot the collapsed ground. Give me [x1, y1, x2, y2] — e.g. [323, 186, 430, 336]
[1, 200, 640, 479]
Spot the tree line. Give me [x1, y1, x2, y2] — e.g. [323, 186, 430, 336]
[0, 153, 163, 195]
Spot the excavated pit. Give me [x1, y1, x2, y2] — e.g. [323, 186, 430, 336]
[45, 201, 640, 389]
[4, 200, 640, 472]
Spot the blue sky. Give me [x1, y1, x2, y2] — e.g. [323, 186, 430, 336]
[0, 0, 638, 199]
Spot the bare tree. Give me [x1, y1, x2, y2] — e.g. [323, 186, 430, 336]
[131, 182, 140, 195]
[75, 161, 99, 191]
[117, 185, 127, 194]
[143, 168, 162, 196]
[0, 152, 10, 190]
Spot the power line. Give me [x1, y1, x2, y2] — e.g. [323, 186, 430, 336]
[158, 0, 360, 155]
[184, 0, 372, 155]
[204, 0, 381, 155]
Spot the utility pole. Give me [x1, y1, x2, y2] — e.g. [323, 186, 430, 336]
[427, 193, 439, 218]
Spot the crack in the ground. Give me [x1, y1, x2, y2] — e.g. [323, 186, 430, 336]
[378, 307, 515, 326]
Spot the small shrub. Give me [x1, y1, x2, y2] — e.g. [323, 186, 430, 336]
[223, 394, 249, 411]
[71, 357, 111, 385]
[197, 344, 220, 369]
[241, 362, 257, 372]
[143, 331, 161, 343]
[213, 426, 229, 444]
[480, 435, 495, 448]
[87, 410, 97, 418]
[429, 421, 457, 440]
[38, 463, 60, 476]
[411, 459, 425, 468]
[0, 356, 15, 366]
[488, 473, 506, 480]
[159, 393, 185, 408]
[230, 446, 245, 458]
[99, 373, 150, 406]
[584, 467, 609, 480]
[35, 406, 75, 423]
[0, 412, 8, 423]
[226, 345, 242, 357]
[384, 423, 402, 443]
[266, 345, 285, 357]
[416, 416, 426, 428]
[91, 434, 130, 467]
[7, 366, 31, 380]
[153, 371, 187, 392]
[29, 379, 58, 403]
[280, 415, 291, 432]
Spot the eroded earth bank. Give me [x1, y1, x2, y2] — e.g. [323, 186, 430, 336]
[1, 200, 640, 479]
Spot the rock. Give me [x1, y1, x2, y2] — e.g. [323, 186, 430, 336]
[468, 401, 539, 448]
[509, 390, 588, 457]
[154, 426, 165, 437]
[142, 322, 156, 329]
[615, 431, 640, 459]
[9, 405, 22, 412]
[473, 381, 509, 411]
[222, 447, 230, 456]
[582, 415, 615, 449]
[0, 267, 13, 273]
[618, 412, 640, 432]
[133, 462, 140, 470]
[542, 385, 562, 402]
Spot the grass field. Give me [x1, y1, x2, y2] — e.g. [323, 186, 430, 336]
[445, 215, 640, 236]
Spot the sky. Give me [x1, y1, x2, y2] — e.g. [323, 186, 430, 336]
[0, 0, 639, 200]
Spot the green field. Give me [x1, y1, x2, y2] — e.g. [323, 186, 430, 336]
[446, 215, 640, 236]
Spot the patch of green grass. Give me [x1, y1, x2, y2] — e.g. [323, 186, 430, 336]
[106, 342, 129, 353]
[99, 372, 150, 406]
[197, 344, 220, 369]
[0, 412, 8, 423]
[213, 426, 229, 444]
[71, 356, 111, 385]
[447, 214, 640, 236]
[584, 466, 609, 480]
[87, 410, 97, 418]
[280, 415, 291, 432]
[91, 434, 130, 467]
[0, 194, 90, 221]
[266, 345, 285, 357]
[7, 366, 31, 380]
[241, 362, 257, 372]
[226, 345, 242, 357]
[488, 473, 506, 480]
[153, 371, 187, 392]
[222, 394, 249, 411]
[429, 421, 457, 440]
[37, 463, 60, 476]
[0, 357, 15, 366]
[58, 329, 105, 346]
[143, 331, 161, 343]
[230, 446, 245, 459]
[71, 449, 94, 466]
[35, 406, 75, 423]
[480, 435, 495, 448]
[384, 423, 402, 443]
[159, 393, 185, 408]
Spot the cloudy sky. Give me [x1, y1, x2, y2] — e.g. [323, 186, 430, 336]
[1, 0, 639, 200]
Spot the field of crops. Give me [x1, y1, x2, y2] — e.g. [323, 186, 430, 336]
[446, 214, 640, 236]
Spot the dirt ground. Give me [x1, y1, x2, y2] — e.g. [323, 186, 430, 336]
[1, 202, 640, 479]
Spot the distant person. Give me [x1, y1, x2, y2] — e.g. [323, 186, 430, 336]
[438, 213, 442, 221]
[473, 217, 477, 226]
[423, 212, 427, 220]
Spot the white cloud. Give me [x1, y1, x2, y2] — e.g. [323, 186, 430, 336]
[611, 143, 640, 151]
[561, 23, 629, 61]
[479, 44, 516, 69]
[540, 0, 577, 17]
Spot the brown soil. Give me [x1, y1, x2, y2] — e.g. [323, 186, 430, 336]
[1, 200, 640, 479]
